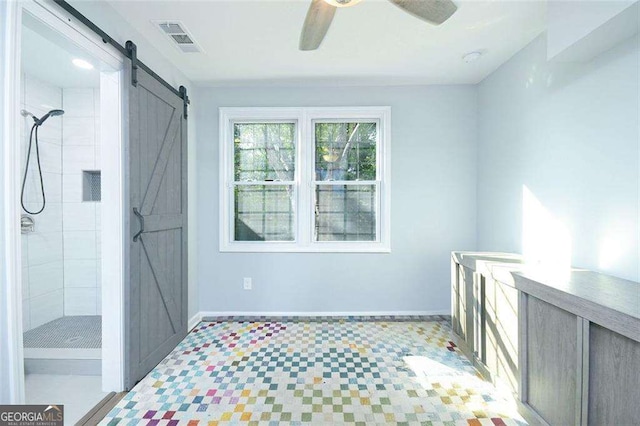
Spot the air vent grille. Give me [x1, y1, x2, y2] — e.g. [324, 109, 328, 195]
[171, 34, 193, 44]
[153, 20, 203, 53]
[159, 23, 185, 34]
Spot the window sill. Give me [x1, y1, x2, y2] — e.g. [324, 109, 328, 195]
[219, 243, 391, 254]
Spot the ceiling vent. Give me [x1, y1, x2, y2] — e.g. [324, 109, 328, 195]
[152, 20, 203, 53]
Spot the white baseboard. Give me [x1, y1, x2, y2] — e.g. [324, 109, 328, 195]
[188, 313, 202, 331]
[188, 310, 449, 328]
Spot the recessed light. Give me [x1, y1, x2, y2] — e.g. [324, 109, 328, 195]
[462, 51, 483, 63]
[72, 58, 94, 70]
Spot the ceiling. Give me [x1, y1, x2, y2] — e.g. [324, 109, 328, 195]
[105, 0, 547, 86]
[22, 13, 100, 88]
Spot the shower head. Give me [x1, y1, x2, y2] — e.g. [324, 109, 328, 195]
[21, 109, 64, 126]
[36, 109, 64, 126]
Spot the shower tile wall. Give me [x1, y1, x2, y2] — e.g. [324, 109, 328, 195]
[21, 75, 64, 332]
[62, 88, 101, 316]
[21, 78, 101, 332]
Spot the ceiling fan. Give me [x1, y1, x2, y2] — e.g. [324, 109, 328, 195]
[300, 0, 458, 51]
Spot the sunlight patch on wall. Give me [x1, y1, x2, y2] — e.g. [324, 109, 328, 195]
[522, 185, 572, 280]
[598, 231, 630, 271]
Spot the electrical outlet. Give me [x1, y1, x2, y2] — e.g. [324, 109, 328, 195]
[243, 277, 252, 290]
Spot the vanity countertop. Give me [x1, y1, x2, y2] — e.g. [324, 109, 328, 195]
[452, 252, 640, 342]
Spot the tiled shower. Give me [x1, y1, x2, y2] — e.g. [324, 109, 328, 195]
[21, 74, 102, 360]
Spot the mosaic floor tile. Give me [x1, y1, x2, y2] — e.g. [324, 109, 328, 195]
[101, 319, 527, 425]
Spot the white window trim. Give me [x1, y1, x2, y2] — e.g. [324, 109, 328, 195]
[219, 106, 391, 253]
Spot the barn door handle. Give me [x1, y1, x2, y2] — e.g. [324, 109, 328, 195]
[133, 207, 144, 242]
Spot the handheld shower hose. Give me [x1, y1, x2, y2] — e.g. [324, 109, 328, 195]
[20, 109, 65, 215]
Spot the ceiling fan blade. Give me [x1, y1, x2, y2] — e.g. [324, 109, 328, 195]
[388, 0, 457, 25]
[299, 0, 337, 51]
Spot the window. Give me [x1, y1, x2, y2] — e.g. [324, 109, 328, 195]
[232, 122, 296, 242]
[219, 107, 390, 252]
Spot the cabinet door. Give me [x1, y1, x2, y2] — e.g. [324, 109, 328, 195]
[526, 296, 579, 426]
[484, 276, 497, 372]
[495, 281, 519, 393]
[485, 279, 519, 394]
[588, 323, 640, 425]
[451, 260, 461, 336]
[459, 265, 475, 353]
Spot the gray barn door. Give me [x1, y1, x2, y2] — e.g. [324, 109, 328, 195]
[124, 63, 188, 389]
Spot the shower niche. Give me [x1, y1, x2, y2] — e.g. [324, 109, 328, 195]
[82, 170, 101, 202]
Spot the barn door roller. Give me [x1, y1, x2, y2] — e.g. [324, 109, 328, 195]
[179, 86, 189, 118]
[125, 41, 138, 87]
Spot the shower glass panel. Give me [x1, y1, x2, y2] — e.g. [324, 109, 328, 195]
[20, 13, 103, 375]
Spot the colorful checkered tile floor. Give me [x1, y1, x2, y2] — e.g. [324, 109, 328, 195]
[101, 318, 526, 425]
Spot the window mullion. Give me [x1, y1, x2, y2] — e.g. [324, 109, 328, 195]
[297, 111, 312, 247]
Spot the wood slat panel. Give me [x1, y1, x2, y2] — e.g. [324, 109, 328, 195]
[125, 61, 188, 389]
[527, 296, 578, 426]
[588, 323, 640, 425]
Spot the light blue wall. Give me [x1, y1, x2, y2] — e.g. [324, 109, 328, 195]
[195, 85, 478, 313]
[477, 34, 640, 281]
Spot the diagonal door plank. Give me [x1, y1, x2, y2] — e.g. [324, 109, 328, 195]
[140, 237, 179, 333]
[140, 109, 180, 216]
